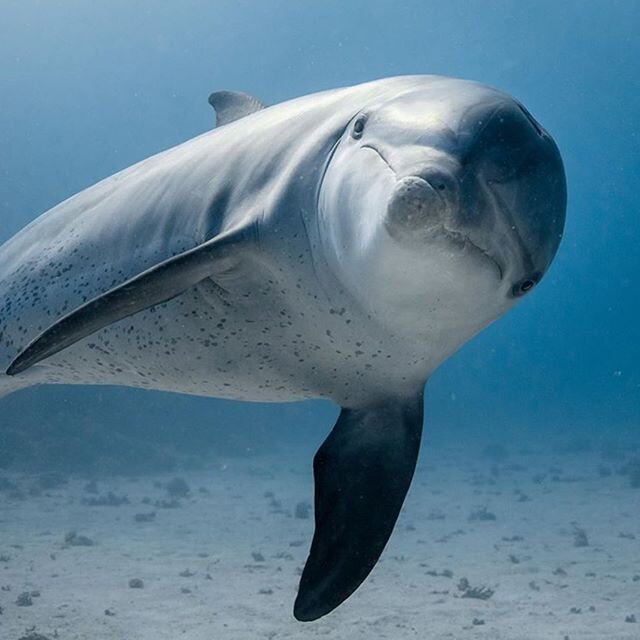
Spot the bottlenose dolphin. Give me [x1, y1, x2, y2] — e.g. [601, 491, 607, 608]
[0, 76, 566, 621]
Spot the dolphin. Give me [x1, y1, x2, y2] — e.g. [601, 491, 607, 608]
[0, 75, 566, 621]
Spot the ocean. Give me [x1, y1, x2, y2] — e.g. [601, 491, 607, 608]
[0, 2, 638, 638]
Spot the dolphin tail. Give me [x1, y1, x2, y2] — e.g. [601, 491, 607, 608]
[294, 393, 424, 621]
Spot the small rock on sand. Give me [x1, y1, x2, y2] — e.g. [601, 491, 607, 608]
[18, 631, 53, 640]
[16, 591, 33, 606]
[134, 512, 156, 523]
[572, 525, 589, 547]
[166, 477, 190, 497]
[294, 501, 311, 519]
[65, 531, 95, 547]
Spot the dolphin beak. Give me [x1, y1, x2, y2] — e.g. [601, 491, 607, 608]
[384, 176, 450, 239]
[455, 99, 567, 295]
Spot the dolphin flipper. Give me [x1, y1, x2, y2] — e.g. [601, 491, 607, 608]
[6, 225, 257, 376]
[294, 395, 424, 621]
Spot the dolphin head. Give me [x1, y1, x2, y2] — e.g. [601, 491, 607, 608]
[317, 78, 566, 361]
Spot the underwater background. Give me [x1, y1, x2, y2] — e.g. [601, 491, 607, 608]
[1, 0, 639, 461]
[0, 2, 638, 639]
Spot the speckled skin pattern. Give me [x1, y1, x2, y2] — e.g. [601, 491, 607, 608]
[0, 76, 566, 407]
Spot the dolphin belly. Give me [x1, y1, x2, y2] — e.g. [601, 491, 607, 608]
[0, 279, 318, 402]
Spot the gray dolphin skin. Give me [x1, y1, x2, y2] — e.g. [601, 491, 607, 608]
[0, 76, 566, 621]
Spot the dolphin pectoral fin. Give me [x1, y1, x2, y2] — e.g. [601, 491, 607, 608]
[6, 225, 256, 376]
[207, 90, 266, 127]
[294, 394, 424, 621]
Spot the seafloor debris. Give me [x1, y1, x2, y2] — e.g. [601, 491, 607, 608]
[294, 501, 311, 519]
[152, 498, 181, 509]
[83, 491, 129, 507]
[457, 578, 494, 600]
[572, 524, 589, 547]
[64, 531, 95, 547]
[425, 569, 454, 578]
[166, 477, 190, 498]
[128, 578, 144, 589]
[468, 506, 497, 522]
[15, 591, 33, 606]
[83, 480, 99, 494]
[435, 529, 466, 543]
[268, 497, 284, 512]
[17, 629, 52, 640]
[462, 585, 495, 600]
[134, 511, 156, 523]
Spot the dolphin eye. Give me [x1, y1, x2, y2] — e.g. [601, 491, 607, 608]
[511, 276, 539, 297]
[519, 279, 535, 293]
[352, 115, 367, 139]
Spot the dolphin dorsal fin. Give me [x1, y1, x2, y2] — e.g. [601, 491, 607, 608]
[207, 90, 266, 127]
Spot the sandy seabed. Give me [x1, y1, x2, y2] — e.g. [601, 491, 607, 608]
[0, 442, 638, 640]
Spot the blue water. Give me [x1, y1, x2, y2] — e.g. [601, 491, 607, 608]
[0, 1, 638, 636]
[1, 1, 638, 446]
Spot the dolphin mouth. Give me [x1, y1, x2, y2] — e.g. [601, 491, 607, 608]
[362, 144, 396, 176]
[463, 236, 504, 280]
[368, 143, 504, 281]
[439, 226, 504, 281]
